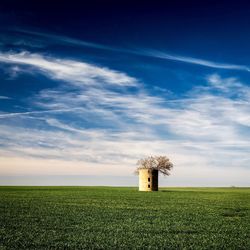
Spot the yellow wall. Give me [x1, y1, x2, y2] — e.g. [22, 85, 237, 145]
[139, 169, 158, 191]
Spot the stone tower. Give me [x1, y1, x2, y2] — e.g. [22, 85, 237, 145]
[139, 169, 158, 191]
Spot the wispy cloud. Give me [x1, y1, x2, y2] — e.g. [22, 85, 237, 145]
[0, 51, 137, 87]
[0, 50, 250, 185]
[136, 49, 250, 71]
[0, 96, 11, 99]
[0, 108, 83, 118]
[14, 28, 120, 51]
[8, 29, 250, 72]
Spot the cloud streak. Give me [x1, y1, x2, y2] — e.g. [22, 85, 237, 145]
[0, 51, 137, 87]
[0, 108, 84, 118]
[0, 96, 10, 100]
[14, 28, 121, 51]
[9, 29, 250, 72]
[136, 49, 250, 71]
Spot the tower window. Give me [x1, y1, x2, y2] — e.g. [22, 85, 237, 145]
[148, 177, 150, 182]
[148, 184, 150, 188]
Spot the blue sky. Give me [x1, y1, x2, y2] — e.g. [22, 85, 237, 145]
[0, 0, 250, 186]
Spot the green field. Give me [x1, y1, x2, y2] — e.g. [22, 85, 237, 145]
[0, 187, 249, 249]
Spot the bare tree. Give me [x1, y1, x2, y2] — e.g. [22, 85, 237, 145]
[135, 156, 173, 176]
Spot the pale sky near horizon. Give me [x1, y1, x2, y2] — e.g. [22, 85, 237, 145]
[0, 0, 250, 186]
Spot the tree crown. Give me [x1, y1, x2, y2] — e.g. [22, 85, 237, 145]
[135, 156, 173, 176]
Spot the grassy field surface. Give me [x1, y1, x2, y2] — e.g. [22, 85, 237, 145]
[0, 187, 249, 249]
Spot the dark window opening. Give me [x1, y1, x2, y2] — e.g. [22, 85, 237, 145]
[148, 177, 150, 182]
[148, 184, 150, 188]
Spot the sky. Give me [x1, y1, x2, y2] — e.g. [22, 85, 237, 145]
[0, 0, 250, 186]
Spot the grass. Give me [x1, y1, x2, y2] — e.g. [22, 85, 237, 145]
[0, 187, 249, 249]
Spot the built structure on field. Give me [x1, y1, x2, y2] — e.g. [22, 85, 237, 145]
[139, 168, 158, 191]
[136, 156, 173, 192]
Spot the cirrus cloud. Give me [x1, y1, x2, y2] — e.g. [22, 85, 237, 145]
[0, 51, 249, 186]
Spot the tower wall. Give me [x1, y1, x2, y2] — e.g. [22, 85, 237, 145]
[139, 169, 158, 191]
